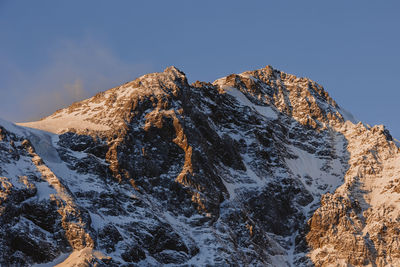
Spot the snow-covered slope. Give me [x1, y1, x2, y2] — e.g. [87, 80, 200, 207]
[1, 66, 399, 266]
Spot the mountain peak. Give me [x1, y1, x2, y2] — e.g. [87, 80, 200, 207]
[163, 65, 186, 77]
[213, 65, 351, 129]
[18, 67, 189, 134]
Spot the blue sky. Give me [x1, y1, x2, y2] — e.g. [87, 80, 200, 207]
[1, 1, 399, 138]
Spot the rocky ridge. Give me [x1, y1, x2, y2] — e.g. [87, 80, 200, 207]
[0, 65, 397, 266]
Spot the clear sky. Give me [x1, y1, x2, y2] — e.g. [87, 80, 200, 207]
[1, 1, 399, 138]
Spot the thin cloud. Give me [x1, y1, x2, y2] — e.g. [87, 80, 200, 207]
[3, 38, 154, 122]
[64, 79, 85, 102]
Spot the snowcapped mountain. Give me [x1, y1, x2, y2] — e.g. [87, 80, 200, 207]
[1, 65, 399, 266]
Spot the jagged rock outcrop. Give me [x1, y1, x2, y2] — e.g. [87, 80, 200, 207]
[306, 122, 400, 267]
[0, 65, 397, 266]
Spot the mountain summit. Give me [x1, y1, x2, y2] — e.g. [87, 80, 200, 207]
[1, 66, 399, 266]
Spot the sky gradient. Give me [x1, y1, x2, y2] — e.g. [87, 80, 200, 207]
[1, 1, 399, 138]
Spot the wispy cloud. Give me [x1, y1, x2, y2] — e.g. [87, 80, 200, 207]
[1, 37, 154, 122]
[64, 79, 85, 102]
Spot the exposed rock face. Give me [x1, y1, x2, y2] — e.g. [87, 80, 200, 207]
[0, 65, 398, 266]
[306, 123, 400, 267]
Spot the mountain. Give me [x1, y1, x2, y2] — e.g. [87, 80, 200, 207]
[0, 65, 399, 266]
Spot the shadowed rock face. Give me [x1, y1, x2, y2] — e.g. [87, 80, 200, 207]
[1, 66, 399, 266]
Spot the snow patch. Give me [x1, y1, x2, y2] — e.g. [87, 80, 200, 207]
[222, 86, 278, 120]
[18, 114, 111, 134]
